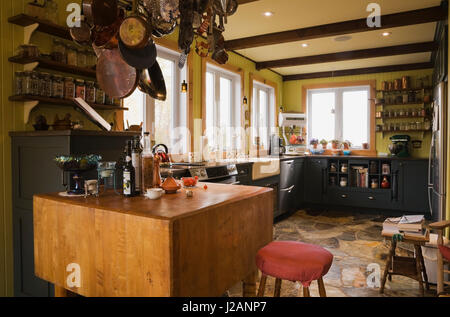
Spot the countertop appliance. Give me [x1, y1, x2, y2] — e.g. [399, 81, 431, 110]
[429, 81, 448, 222]
[389, 135, 411, 157]
[269, 134, 285, 156]
[279, 112, 307, 156]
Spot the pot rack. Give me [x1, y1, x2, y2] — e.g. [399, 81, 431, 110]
[8, 14, 128, 123]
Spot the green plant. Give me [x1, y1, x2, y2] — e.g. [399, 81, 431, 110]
[320, 139, 328, 145]
[310, 138, 319, 145]
[342, 140, 352, 149]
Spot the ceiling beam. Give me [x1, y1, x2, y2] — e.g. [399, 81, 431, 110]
[255, 42, 438, 70]
[282, 62, 434, 81]
[225, 5, 447, 51]
[237, 0, 260, 4]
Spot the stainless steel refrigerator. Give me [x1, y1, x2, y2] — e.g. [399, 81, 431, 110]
[429, 81, 448, 221]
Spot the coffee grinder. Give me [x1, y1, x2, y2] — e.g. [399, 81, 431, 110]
[389, 135, 411, 157]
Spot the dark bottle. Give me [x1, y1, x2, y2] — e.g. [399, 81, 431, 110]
[132, 136, 142, 195]
[123, 140, 136, 197]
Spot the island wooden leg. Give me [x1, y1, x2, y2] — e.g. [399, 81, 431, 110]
[414, 245, 425, 296]
[243, 270, 258, 297]
[416, 245, 430, 290]
[380, 240, 396, 294]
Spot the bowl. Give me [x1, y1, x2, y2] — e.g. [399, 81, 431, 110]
[54, 154, 102, 172]
[145, 188, 164, 200]
[182, 177, 198, 188]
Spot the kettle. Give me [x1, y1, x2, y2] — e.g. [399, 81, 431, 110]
[152, 144, 170, 163]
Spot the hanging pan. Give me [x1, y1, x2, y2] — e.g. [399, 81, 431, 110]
[119, 14, 152, 49]
[96, 48, 138, 99]
[92, 8, 125, 49]
[138, 61, 167, 101]
[69, 15, 93, 46]
[83, 0, 119, 27]
[118, 38, 157, 69]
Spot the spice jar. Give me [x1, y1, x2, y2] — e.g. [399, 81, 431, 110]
[18, 44, 40, 58]
[64, 77, 75, 99]
[52, 39, 66, 63]
[86, 81, 96, 103]
[105, 94, 113, 105]
[39, 72, 53, 97]
[30, 71, 40, 96]
[416, 122, 422, 130]
[412, 108, 418, 117]
[77, 49, 87, 68]
[371, 179, 379, 189]
[340, 177, 348, 187]
[67, 45, 78, 66]
[424, 118, 431, 131]
[14, 71, 24, 95]
[75, 79, 86, 99]
[52, 75, 64, 99]
[95, 84, 105, 104]
[22, 71, 32, 95]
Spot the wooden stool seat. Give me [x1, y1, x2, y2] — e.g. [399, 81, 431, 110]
[256, 241, 333, 297]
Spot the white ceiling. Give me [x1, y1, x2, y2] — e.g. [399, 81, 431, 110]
[226, 0, 441, 76]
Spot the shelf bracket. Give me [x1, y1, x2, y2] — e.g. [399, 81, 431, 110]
[23, 101, 40, 123]
[24, 62, 39, 71]
[24, 23, 39, 45]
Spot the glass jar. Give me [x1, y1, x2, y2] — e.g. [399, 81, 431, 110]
[412, 108, 418, 117]
[44, 0, 58, 23]
[30, 71, 40, 96]
[52, 75, 64, 98]
[15, 71, 23, 95]
[105, 94, 113, 105]
[17, 44, 40, 58]
[410, 122, 417, 131]
[86, 81, 96, 103]
[67, 45, 78, 66]
[88, 51, 97, 68]
[77, 49, 87, 68]
[95, 84, 105, 104]
[22, 71, 32, 95]
[64, 77, 75, 99]
[52, 39, 66, 63]
[75, 79, 86, 99]
[424, 118, 431, 131]
[420, 108, 426, 117]
[39, 72, 53, 97]
[416, 122, 423, 131]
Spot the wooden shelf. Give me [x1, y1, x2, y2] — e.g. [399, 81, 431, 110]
[9, 56, 96, 78]
[377, 129, 431, 133]
[376, 87, 433, 94]
[8, 14, 71, 40]
[376, 102, 430, 106]
[9, 95, 128, 111]
[377, 115, 430, 120]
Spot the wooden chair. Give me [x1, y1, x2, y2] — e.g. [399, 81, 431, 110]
[429, 220, 450, 296]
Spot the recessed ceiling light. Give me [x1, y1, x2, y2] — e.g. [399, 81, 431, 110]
[263, 11, 274, 17]
[382, 32, 392, 37]
[301, 43, 309, 47]
[334, 35, 352, 42]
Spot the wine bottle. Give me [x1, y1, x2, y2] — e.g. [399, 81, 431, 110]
[132, 136, 142, 195]
[123, 140, 136, 197]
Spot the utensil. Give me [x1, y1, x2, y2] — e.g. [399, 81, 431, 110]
[119, 15, 152, 49]
[178, 0, 195, 67]
[118, 38, 157, 69]
[92, 8, 125, 48]
[83, 0, 118, 26]
[69, 17, 93, 46]
[96, 47, 138, 98]
[138, 61, 167, 101]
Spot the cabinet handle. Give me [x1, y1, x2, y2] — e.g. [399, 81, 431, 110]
[368, 196, 375, 200]
[341, 195, 348, 198]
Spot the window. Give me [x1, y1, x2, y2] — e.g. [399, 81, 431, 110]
[124, 45, 188, 154]
[307, 86, 370, 149]
[205, 63, 242, 151]
[252, 81, 276, 150]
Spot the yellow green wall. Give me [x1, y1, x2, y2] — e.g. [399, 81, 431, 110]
[283, 69, 434, 158]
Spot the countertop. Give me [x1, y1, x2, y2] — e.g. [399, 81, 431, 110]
[9, 130, 141, 137]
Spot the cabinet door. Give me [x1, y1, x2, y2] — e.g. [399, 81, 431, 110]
[293, 159, 305, 209]
[304, 159, 327, 204]
[398, 160, 429, 214]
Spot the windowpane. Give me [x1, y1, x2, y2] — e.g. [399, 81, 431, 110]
[219, 77, 231, 128]
[123, 89, 145, 128]
[206, 72, 214, 130]
[343, 90, 368, 147]
[259, 90, 268, 148]
[154, 57, 174, 147]
[310, 92, 335, 141]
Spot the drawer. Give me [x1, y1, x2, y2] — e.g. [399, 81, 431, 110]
[329, 189, 391, 208]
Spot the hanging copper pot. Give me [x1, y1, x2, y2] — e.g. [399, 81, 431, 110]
[96, 48, 138, 99]
[92, 8, 124, 49]
[119, 15, 152, 49]
[69, 17, 93, 46]
[118, 38, 157, 69]
[83, 0, 119, 27]
[138, 61, 167, 101]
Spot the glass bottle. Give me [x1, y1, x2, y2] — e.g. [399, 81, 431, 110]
[22, 71, 32, 95]
[141, 132, 154, 192]
[123, 140, 136, 197]
[132, 136, 142, 195]
[15, 71, 23, 95]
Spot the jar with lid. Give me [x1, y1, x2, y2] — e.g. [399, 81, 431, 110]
[39, 72, 53, 97]
[75, 79, 86, 99]
[52, 75, 64, 98]
[77, 49, 87, 68]
[88, 51, 97, 68]
[399, 109, 405, 117]
[64, 77, 75, 99]
[424, 118, 431, 131]
[22, 71, 32, 95]
[404, 108, 410, 117]
[14, 72, 24, 95]
[67, 45, 78, 66]
[30, 71, 40, 96]
[44, 0, 58, 23]
[416, 122, 423, 130]
[412, 108, 418, 117]
[420, 108, 426, 117]
[371, 179, 379, 189]
[410, 122, 417, 131]
[17, 44, 40, 58]
[95, 84, 105, 104]
[105, 94, 113, 105]
[52, 39, 66, 63]
[86, 81, 96, 103]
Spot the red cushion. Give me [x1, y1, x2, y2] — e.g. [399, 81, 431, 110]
[439, 245, 450, 262]
[256, 241, 334, 287]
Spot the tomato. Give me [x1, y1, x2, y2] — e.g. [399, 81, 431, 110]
[204, 185, 208, 190]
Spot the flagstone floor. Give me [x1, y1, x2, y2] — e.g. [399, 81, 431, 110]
[229, 209, 436, 297]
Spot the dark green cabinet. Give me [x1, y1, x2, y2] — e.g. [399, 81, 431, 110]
[293, 159, 305, 209]
[304, 158, 327, 204]
[395, 160, 429, 214]
[11, 131, 138, 297]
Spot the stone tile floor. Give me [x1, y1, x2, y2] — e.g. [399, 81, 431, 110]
[229, 209, 437, 297]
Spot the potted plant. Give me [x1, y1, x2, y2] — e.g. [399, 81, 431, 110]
[331, 140, 340, 150]
[310, 138, 319, 149]
[320, 139, 328, 150]
[342, 140, 352, 150]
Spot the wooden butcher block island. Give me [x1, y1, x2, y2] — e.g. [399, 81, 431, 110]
[33, 183, 274, 297]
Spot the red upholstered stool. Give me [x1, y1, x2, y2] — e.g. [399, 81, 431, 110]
[256, 241, 334, 297]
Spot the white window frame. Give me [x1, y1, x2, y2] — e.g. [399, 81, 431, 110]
[252, 81, 276, 149]
[307, 85, 371, 149]
[205, 63, 242, 151]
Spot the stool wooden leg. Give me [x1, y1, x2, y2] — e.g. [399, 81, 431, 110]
[303, 287, 310, 297]
[243, 270, 258, 297]
[318, 278, 327, 297]
[274, 278, 282, 297]
[414, 245, 425, 296]
[257, 275, 267, 297]
[380, 240, 396, 294]
[417, 245, 430, 291]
